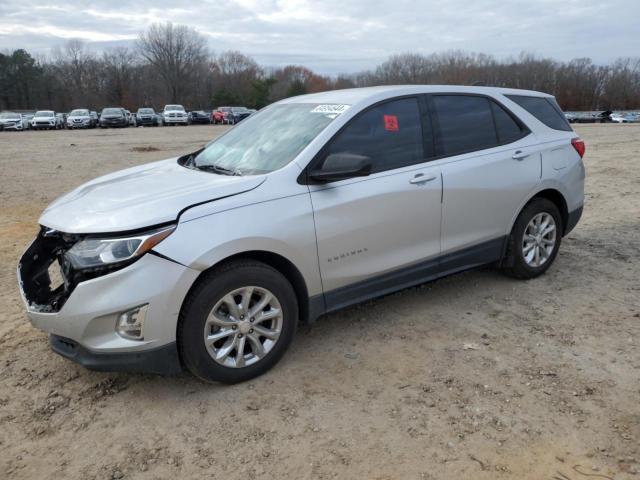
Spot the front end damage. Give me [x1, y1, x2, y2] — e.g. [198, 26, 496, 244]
[18, 228, 77, 313]
[18, 227, 121, 313]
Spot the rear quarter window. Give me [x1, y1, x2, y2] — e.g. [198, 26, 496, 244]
[506, 95, 572, 132]
[491, 102, 527, 144]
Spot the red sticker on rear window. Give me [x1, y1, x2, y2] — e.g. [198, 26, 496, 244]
[384, 115, 398, 131]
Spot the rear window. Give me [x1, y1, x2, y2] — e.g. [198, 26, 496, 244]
[506, 95, 572, 132]
[432, 95, 497, 156]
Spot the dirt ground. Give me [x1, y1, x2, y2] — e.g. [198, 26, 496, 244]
[0, 124, 638, 480]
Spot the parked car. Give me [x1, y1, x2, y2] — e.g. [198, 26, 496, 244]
[227, 106, 252, 124]
[211, 107, 232, 124]
[163, 104, 190, 126]
[124, 110, 137, 127]
[57, 113, 67, 128]
[136, 107, 162, 127]
[0, 111, 29, 131]
[90, 111, 99, 125]
[31, 110, 60, 130]
[67, 109, 96, 129]
[99, 108, 129, 128]
[190, 110, 211, 124]
[23, 113, 34, 129]
[17, 86, 585, 383]
[609, 112, 629, 123]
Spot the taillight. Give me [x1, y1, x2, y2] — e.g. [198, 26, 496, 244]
[571, 138, 586, 158]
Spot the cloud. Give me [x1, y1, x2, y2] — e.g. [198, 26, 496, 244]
[1, 0, 638, 74]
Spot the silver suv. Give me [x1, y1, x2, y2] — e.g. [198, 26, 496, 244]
[17, 86, 585, 383]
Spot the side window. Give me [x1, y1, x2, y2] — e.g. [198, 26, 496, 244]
[505, 95, 572, 132]
[491, 101, 526, 144]
[432, 95, 498, 156]
[323, 97, 425, 174]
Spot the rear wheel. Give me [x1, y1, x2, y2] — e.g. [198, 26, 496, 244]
[502, 198, 562, 279]
[179, 260, 298, 384]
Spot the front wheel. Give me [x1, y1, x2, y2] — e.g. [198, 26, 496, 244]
[178, 260, 298, 384]
[502, 198, 562, 279]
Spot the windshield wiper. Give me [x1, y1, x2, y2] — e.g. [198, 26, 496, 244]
[195, 164, 243, 176]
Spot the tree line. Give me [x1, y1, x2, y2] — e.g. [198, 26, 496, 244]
[1, 23, 639, 113]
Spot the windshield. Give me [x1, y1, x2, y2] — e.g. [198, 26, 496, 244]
[138, 108, 154, 114]
[0, 112, 19, 119]
[102, 108, 122, 115]
[231, 107, 247, 113]
[191, 103, 346, 175]
[165, 105, 184, 111]
[35, 111, 54, 117]
[70, 109, 89, 116]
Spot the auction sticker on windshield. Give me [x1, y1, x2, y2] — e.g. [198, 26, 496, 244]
[311, 104, 350, 115]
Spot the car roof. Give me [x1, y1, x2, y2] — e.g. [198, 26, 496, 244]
[278, 85, 553, 107]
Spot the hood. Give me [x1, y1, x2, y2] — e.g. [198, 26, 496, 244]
[40, 158, 266, 234]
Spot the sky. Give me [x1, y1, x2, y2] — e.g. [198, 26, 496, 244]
[1, 0, 638, 74]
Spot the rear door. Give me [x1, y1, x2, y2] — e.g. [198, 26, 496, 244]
[308, 97, 442, 308]
[429, 94, 541, 263]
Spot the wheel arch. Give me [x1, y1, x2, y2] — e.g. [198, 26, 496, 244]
[180, 250, 314, 327]
[532, 189, 569, 234]
[510, 187, 569, 237]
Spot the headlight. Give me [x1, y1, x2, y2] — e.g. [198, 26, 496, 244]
[64, 225, 175, 269]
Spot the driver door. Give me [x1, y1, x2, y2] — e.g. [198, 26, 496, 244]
[307, 97, 442, 310]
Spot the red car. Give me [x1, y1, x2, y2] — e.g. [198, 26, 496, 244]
[211, 107, 232, 124]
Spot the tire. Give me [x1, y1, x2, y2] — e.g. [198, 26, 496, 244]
[178, 260, 298, 384]
[502, 198, 562, 279]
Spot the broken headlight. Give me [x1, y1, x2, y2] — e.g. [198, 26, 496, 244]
[64, 225, 175, 269]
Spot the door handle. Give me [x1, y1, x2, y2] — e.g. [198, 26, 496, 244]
[409, 174, 437, 185]
[512, 150, 529, 161]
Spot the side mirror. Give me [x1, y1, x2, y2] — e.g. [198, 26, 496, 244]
[309, 153, 372, 183]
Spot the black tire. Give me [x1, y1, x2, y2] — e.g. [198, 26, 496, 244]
[502, 198, 562, 279]
[178, 260, 298, 384]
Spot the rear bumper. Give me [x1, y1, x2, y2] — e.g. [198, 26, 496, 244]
[50, 334, 182, 375]
[565, 205, 583, 235]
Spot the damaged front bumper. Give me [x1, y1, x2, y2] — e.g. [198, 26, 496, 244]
[17, 228, 199, 374]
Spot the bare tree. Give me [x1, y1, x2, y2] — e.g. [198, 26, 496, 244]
[53, 39, 95, 107]
[102, 47, 137, 107]
[4, 32, 640, 112]
[137, 22, 208, 103]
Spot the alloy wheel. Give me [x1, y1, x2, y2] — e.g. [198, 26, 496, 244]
[522, 212, 557, 267]
[204, 286, 283, 368]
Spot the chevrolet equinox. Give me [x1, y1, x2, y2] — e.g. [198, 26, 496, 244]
[18, 86, 585, 383]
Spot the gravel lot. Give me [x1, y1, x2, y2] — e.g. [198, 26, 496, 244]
[0, 124, 638, 479]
